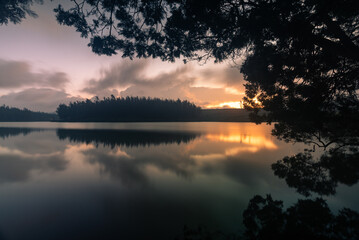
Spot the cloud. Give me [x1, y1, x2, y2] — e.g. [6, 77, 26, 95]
[0, 59, 69, 89]
[81, 60, 245, 107]
[0, 88, 82, 112]
[82, 59, 195, 99]
[198, 65, 245, 92]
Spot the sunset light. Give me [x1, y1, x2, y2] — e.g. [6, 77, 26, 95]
[0, 1, 357, 239]
[205, 101, 244, 109]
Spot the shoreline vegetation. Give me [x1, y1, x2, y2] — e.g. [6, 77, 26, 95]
[0, 105, 58, 122]
[56, 97, 251, 122]
[0, 97, 251, 122]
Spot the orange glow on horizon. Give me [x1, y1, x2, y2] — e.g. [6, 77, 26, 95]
[205, 101, 244, 109]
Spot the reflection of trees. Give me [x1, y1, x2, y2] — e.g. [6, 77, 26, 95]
[272, 149, 359, 196]
[57, 129, 200, 148]
[0, 127, 43, 139]
[270, 113, 359, 196]
[178, 195, 359, 240]
[243, 195, 359, 240]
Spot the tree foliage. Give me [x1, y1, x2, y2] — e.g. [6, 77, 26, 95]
[0, 0, 42, 25]
[56, 96, 201, 122]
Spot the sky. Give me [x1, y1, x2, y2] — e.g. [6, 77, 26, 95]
[0, 1, 246, 112]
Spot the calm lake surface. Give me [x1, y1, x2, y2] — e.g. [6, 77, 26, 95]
[0, 122, 357, 240]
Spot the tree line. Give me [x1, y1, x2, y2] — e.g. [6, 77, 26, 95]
[56, 96, 201, 122]
[0, 105, 57, 122]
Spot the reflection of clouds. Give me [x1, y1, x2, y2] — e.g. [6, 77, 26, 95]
[206, 134, 278, 150]
[0, 124, 282, 188]
[70, 143, 196, 187]
[225, 146, 259, 155]
[0, 147, 67, 183]
[71, 131, 280, 188]
[0, 129, 69, 183]
[0, 128, 69, 155]
[109, 148, 132, 158]
[191, 154, 226, 162]
[83, 148, 149, 187]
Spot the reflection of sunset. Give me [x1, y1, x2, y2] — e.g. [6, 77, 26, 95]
[206, 134, 277, 150]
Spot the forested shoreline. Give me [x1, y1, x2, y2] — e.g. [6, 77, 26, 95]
[56, 96, 202, 122]
[0, 97, 251, 122]
[0, 105, 57, 122]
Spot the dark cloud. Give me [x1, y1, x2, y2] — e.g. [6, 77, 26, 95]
[0, 88, 83, 112]
[0, 59, 69, 89]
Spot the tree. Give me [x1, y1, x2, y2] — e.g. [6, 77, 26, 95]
[0, 0, 42, 25]
[56, 96, 201, 122]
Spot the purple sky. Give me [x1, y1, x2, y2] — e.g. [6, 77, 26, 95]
[0, 1, 245, 112]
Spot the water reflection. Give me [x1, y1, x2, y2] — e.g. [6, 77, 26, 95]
[0, 123, 357, 239]
[244, 109, 359, 238]
[0, 153, 67, 184]
[270, 118, 359, 196]
[272, 149, 359, 196]
[57, 128, 201, 147]
[206, 134, 277, 151]
[178, 195, 359, 240]
[242, 195, 359, 240]
[0, 127, 43, 139]
[0, 128, 68, 184]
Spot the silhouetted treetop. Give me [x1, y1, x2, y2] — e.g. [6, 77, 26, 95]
[54, 0, 359, 61]
[0, 0, 42, 25]
[56, 96, 201, 122]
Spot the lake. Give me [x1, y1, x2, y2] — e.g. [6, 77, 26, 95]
[0, 122, 358, 240]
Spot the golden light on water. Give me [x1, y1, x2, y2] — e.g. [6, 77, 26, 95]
[206, 134, 277, 150]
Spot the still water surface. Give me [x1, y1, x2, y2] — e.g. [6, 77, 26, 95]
[0, 122, 357, 239]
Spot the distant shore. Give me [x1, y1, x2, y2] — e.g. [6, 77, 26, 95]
[53, 109, 251, 122]
[0, 107, 252, 122]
